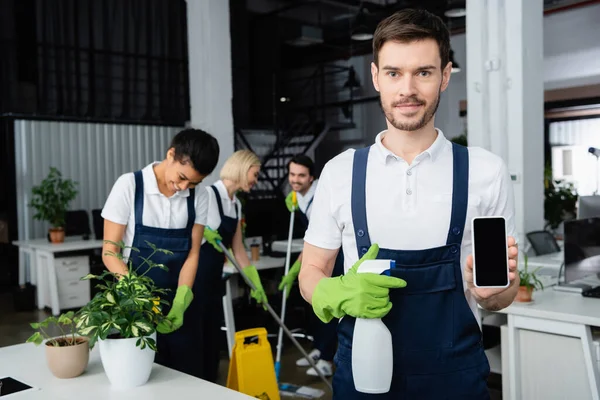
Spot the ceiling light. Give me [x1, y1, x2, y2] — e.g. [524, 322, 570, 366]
[445, 7, 466, 18]
[450, 50, 461, 73]
[351, 25, 373, 41]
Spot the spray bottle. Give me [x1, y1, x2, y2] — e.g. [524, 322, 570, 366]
[352, 259, 395, 394]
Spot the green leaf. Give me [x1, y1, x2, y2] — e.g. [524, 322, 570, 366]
[106, 292, 116, 304]
[26, 332, 44, 346]
[78, 326, 97, 336]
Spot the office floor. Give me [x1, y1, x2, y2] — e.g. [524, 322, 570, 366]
[0, 292, 502, 399]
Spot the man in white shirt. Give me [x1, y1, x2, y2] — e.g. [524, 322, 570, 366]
[102, 128, 219, 377]
[279, 155, 339, 377]
[298, 9, 519, 399]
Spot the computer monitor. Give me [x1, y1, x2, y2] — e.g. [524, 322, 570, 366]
[564, 217, 600, 283]
[577, 195, 600, 219]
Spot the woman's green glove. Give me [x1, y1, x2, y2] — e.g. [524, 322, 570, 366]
[157, 285, 194, 334]
[242, 265, 268, 309]
[311, 244, 407, 323]
[285, 191, 297, 212]
[278, 258, 302, 297]
[204, 227, 223, 252]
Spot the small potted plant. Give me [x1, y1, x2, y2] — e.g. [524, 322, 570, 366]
[29, 167, 78, 243]
[516, 254, 544, 302]
[26, 311, 90, 379]
[77, 240, 171, 389]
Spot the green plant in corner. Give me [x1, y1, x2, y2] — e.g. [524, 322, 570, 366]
[450, 132, 468, 146]
[27, 311, 84, 347]
[29, 167, 78, 229]
[519, 254, 544, 292]
[543, 163, 578, 232]
[76, 240, 173, 351]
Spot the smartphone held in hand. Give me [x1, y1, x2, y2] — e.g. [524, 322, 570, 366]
[471, 216, 510, 288]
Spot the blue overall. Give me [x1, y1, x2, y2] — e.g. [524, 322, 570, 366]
[299, 193, 343, 362]
[129, 170, 198, 376]
[332, 144, 490, 399]
[192, 184, 239, 382]
[297, 196, 314, 230]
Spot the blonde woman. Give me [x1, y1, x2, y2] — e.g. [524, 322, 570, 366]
[194, 149, 266, 382]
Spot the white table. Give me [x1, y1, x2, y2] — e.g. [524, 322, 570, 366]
[482, 287, 600, 399]
[221, 254, 285, 357]
[13, 238, 103, 316]
[271, 239, 304, 254]
[0, 343, 253, 399]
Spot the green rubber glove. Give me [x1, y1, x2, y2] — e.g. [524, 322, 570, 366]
[204, 227, 223, 252]
[311, 244, 407, 323]
[157, 285, 194, 334]
[242, 265, 268, 309]
[278, 258, 302, 298]
[285, 191, 297, 212]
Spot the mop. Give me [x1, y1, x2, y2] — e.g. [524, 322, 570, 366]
[273, 194, 324, 398]
[275, 191, 296, 381]
[216, 240, 332, 395]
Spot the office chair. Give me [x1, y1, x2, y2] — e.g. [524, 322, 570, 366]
[64, 210, 91, 237]
[526, 230, 561, 256]
[91, 209, 104, 240]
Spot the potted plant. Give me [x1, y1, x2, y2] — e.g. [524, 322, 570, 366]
[26, 311, 90, 379]
[516, 254, 545, 302]
[29, 167, 78, 243]
[77, 240, 171, 389]
[544, 163, 578, 234]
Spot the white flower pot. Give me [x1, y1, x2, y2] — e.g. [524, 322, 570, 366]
[98, 332, 156, 389]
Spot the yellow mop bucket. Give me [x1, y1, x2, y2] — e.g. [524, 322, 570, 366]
[227, 327, 280, 400]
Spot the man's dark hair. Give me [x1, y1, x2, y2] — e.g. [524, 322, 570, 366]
[287, 154, 315, 177]
[373, 9, 450, 69]
[169, 128, 220, 175]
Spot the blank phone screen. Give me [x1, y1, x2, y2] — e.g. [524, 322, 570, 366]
[473, 217, 508, 287]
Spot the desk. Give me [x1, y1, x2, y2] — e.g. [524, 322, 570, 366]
[271, 239, 304, 254]
[222, 255, 285, 357]
[0, 343, 253, 399]
[484, 288, 600, 399]
[12, 238, 103, 316]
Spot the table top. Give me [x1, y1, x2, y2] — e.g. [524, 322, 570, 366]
[495, 286, 600, 327]
[13, 237, 103, 253]
[223, 254, 285, 274]
[0, 343, 253, 399]
[271, 239, 304, 254]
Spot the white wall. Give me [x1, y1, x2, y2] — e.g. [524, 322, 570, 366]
[186, 0, 234, 185]
[436, 3, 600, 134]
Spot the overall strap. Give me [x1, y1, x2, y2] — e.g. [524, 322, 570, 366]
[446, 143, 469, 246]
[210, 185, 225, 219]
[351, 147, 373, 257]
[134, 171, 144, 226]
[186, 188, 196, 230]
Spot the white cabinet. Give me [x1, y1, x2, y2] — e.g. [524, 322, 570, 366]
[53, 256, 91, 311]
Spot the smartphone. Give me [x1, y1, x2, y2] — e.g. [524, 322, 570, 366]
[471, 216, 509, 288]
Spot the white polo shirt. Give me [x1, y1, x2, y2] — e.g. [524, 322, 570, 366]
[296, 179, 318, 221]
[304, 129, 518, 321]
[202, 180, 242, 245]
[101, 162, 208, 258]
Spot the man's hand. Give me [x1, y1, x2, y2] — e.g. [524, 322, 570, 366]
[285, 191, 297, 212]
[278, 258, 302, 298]
[311, 244, 407, 323]
[465, 236, 519, 310]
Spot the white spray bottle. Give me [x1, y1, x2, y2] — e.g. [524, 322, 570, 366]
[352, 259, 395, 394]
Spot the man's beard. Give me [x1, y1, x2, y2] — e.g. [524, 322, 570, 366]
[380, 88, 441, 132]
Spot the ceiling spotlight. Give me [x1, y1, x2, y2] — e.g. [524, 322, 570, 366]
[450, 50, 461, 74]
[445, 7, 466, 18]
[351, 25, 373, 41]
[280, 97, 291, 103]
